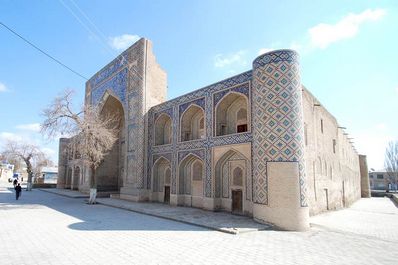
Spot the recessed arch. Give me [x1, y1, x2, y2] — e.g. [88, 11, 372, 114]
[215, 149, 248, 196]
[180, 104, 205, 141]
[154, 113, 172, 145]
[72, 166, 81, 190]
[215, 92, 249, 136]
[96, 94, 125, 192]
[152, 156, 171, 201]
[178, 153, 204, 204]
[214, 148, 249, 212]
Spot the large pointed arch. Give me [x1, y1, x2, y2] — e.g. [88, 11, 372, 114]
[95, 94, 125, 192]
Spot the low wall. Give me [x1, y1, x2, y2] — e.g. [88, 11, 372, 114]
[32, 183, 57, 189]
[392, 194, 398, 205]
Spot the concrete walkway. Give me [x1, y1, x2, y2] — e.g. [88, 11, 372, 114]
[40, 188, 271, 234]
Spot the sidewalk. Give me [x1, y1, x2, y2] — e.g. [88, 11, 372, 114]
[39, 188, 272, 234]
[40, 188, 89, 198]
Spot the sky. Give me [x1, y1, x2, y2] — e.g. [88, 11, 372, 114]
[0, 0, 397, 170]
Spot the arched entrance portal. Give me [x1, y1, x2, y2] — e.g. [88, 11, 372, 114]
[96, 94, 125, 192]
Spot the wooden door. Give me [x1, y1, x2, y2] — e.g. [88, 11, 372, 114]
[232, 189, 242, 213]
[164, 186, 170, 204]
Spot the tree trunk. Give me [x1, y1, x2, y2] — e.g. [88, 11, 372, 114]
[25, 159, 33, 191]
[26, 172, 33, 191]
[88, 164, 97, 204]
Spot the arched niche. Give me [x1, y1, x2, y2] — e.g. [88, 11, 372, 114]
[154, 113, 172, 145]
[72, 166, 81, 190]
[178, 154, 204, 207]
[96, 94, 125, 192]
[65, 167, 72, 189]
[152, 157, 171, 203]
[215, 149, 248, 213]
[215, 92, 248, 136]
[180, 105, 205, 142]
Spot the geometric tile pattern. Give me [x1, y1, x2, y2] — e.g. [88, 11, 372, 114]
[252, 50, 307, 206]
[148, 71, 253, 197]
[213, 82, 250, 107]
[87, 44, 307, 208]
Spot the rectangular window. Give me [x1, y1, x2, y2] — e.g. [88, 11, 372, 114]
[320, 119, 324, 133]
[333, 139, 336, 153]
[377, 174, 384, 179]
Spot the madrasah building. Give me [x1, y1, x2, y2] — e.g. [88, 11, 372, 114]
[58, 38, 370, 231]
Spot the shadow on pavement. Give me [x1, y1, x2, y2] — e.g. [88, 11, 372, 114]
[0, 185, 209, 233]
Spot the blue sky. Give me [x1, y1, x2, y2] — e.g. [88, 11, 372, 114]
[0, 0, 397, 170]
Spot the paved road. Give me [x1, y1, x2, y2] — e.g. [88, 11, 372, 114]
[0, 182, 397, 265]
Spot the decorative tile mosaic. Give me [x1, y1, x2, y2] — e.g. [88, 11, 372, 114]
[213, 82, 250, 107]
[252, 50, 307, 207]
[178, 98, 205, 119]
[91, 68, 127, 106]
[148, 71, 253, 198]
[177, 149, 205, 164]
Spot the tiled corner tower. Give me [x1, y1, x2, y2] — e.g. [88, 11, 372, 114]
[251, 51, 309, 231]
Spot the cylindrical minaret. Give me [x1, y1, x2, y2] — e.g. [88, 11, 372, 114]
[251, 50, 309, 231]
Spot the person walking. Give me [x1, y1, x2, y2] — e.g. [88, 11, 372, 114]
[15, 183, 22, 200]
[13, 178, 18, 188]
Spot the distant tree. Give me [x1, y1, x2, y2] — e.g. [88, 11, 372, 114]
[2, 140, 45, 190]
[384, 141, 398, 192]
[41, 89, 118, 203]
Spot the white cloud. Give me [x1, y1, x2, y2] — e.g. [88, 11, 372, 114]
[395, 87, 398, 94]
[16, 123, 41, 132]
[0, 82, 8, 92]
[214, 50, 248, 68]
[309, 8, 386, 49]
[0, 132, 23, 142]
[258, 48, 273, 55]
[109, 34, 140, 51]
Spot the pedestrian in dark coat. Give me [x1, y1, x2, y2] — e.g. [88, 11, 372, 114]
[15, 183, 22, 200]
[13, 178, 18, 188]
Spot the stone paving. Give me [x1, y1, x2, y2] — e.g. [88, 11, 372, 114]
[1, 181, 397, 265]
[40, 188, 271, 234]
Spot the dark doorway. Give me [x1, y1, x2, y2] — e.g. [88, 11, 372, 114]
[232, 189, 243, 213]
[164, 186, 170, 204]
[237, 124, 247, 133]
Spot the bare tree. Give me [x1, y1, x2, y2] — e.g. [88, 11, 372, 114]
[384, 140, 398, 192]
[2, 140, 45, 190]
[41, 89, 118, 203]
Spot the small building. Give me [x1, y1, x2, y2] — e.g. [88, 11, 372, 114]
[0, 161, 14, 181]
[39, 167, 58, 184]
[369, 171, 397, 191]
